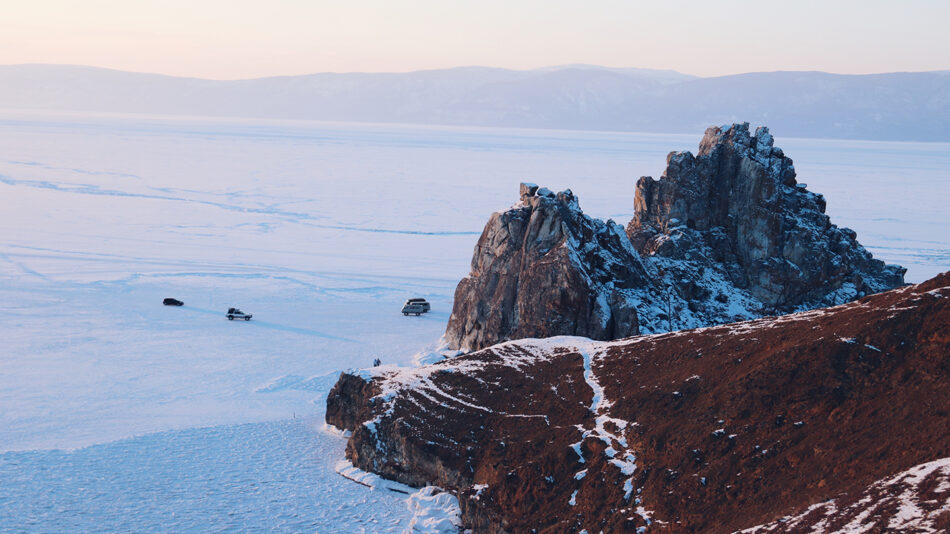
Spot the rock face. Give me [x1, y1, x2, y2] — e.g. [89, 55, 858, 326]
[327, 272, 950, 532]
[445, 124, 905, 351]
[443, 185, 649, 352]
[628, 123, 905, 308]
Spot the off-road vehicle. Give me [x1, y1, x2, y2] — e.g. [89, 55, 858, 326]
[227, 308, 252, 321]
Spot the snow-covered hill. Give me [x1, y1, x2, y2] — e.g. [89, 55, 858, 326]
[2, 64, 949, 141]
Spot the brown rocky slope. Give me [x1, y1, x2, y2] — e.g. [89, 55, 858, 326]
[327, 272, 950, 532]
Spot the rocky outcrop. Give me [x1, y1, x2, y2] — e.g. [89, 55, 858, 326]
[628, 123, 905, 308]
[325, 371, 380, 432]
[328, 272, 950, 532]
[445, 124, 905, 351]
[444, 184, 649, 352]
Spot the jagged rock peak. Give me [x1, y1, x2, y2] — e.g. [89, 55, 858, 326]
[445, 125, 906, 351]
[628, 122, 905, 308]
[444, 183, 648, 351]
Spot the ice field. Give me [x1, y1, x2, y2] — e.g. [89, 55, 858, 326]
[1, 112, 948, 532]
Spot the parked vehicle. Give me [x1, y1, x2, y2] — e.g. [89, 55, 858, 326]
[163, 298, 184, 306]
[227, 307, 252, 321]
[401, 302, 426, 316]
[403, 298, 430, 313]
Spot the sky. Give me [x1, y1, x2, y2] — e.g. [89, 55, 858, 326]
[1, 0, 948, 79]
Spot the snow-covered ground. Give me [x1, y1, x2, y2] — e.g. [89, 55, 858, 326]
[1, 111, 947, 531]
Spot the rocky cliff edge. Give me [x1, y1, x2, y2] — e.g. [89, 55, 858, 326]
[328, 272, 950, 532]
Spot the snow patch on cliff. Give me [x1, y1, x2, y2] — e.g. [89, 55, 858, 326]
[741, 457, 950, 533]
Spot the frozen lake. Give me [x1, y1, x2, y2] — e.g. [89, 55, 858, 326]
[1, 112, 947, 531]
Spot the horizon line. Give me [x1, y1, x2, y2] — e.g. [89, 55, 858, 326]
[3, 62, 949, 83]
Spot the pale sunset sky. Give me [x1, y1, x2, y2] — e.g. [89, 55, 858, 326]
[1, 0, 947, 79]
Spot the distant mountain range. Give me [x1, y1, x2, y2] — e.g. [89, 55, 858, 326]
[2, 64, 949, 141]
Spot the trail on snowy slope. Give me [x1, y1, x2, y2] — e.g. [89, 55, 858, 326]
[575, 343, 653, 526]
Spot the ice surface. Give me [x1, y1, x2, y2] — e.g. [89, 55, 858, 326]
[406, 487, 462, 533]
[0, 418, 416, 532]
[0, 112, 946, 530]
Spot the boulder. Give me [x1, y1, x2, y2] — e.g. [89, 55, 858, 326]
[519, 182, 539, 199]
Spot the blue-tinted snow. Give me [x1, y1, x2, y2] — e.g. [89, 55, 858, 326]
[0, 418, 414, 533]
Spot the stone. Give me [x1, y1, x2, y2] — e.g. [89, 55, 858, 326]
[519, 182, 539, 199]
[443, 187, 648, 351]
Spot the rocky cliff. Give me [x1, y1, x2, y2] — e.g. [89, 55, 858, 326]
[444, 184, 649, 352]
[327, 272, 950, 532]
[445, 124, 905, 351]
[629, 123, 905, 308]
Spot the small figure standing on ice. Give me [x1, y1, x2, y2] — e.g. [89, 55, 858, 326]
[373, 358, 381, 367]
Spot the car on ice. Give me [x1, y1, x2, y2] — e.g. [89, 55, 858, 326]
[401, 298, 430, 316]
[401, 303, 426, 316]
[403, 298, 430, 313]
[163, 297, 184, 306]
[227, 308, 252, 321]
